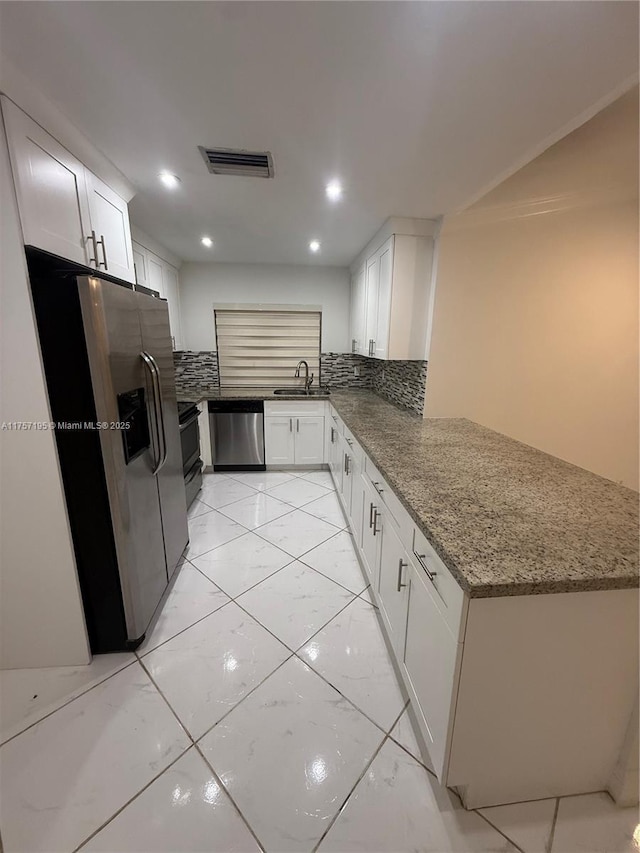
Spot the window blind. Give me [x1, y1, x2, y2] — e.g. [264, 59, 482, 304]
[215, 309, 321, 387]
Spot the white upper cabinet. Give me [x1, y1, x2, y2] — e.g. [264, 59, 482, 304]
[2, 97, 135, 283]
[85, 172, 135, 283]
[2, 97, 91, 267]
[349, 220, 436, 360]
[132, 240, 183, 350]
[349, 263, 366, 355]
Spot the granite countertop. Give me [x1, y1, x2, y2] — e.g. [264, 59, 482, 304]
[329, 391, 639, 598]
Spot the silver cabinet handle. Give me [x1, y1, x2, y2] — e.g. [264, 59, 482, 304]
[372, 509, 380, 536]
[373, 481, 384, 494]
[368, 339, 373, 356]
[96, 234, 108, 269]
[87, 230, 99, 266]
[345, 455, 350, 475]
[297, 418, 299, 433]
[351, 338, 356, 353]
[330, 426, 336, 443]
[289, 418, 293, 432]
[369, 502, 376, 528]
[397, 558, 408, 592]
[414, 551, 437, 583]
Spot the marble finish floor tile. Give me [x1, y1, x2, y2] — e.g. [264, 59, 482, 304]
[298, 470, 336, 490]
[300, 530, 368, 593]
[190, 531, 293, 598]
[185, 508, 247, 560]
[318, 738, 517, 852]
[218, 491, 294, 530]
[237, 561, 354, 650]
[255, 509, 340, 558]
[479, 798, 557, 853]
[0, 663, 190, 853]
[390, 706, 435, 773]
[187, 496, 216, 519]
[82, 748, 260, 852]
[198, 476, 258, 510]
[0, 653, 136, 745]
[299, 597, 405, 731]
[138, 564, 230, 654]
[302, 490, 348, 528]
[199, 657, 384, 853]
[227, 470, 297, 491]
[143, 602, 290, 739]
[266, 477, 332, 508]
[551, 792, 638, 852]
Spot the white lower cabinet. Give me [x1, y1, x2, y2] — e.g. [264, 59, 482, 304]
[328, 400, 638, 810]
[263, 402, 326, 466]
[401, 561, 463, 779]
[264, 416, 295, 465]
[377, 516, 410, 657]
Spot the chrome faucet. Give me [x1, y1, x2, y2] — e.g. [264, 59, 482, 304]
[295, 359, 314, 393]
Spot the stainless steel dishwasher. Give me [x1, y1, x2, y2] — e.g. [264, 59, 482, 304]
[208, 400, 265, 471]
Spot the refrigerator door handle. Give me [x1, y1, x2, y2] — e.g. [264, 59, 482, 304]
[140, 351, 163, 475]
[146, 351, 168, 473]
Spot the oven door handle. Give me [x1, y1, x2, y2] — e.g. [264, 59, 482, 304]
[185, 458, 203, 485]
[179, 411, 200, 432]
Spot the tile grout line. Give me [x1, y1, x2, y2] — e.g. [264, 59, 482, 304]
[192, 741, 268, 853]
[71, 744, 195, 852]
[312, 731, 390, 852]
[137, 656, 267, 853]
[0, 657, 140, 748]
[137, 595, 232, 660]
[473, 809, 527, 853]
[546, 797, 561, 853]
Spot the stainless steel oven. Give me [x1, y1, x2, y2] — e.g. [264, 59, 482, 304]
[178, 402, 203, 507]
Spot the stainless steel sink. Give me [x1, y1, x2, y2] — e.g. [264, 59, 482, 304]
[273, 388, 330, 396]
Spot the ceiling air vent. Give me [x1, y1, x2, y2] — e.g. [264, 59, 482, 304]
[198, 146, 274, 178]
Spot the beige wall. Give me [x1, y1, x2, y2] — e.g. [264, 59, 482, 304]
[425, 90, 639, 490]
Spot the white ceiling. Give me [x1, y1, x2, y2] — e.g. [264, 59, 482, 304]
[0, 1, 637, 265]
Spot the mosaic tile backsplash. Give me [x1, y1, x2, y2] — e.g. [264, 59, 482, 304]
[173, 350, 428, 416]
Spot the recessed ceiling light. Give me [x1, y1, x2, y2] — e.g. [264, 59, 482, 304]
[309, 240, 321, 253]
[201, 236, 213, 248]
[158, 171, 181, 189]
[325, 180, 343, 202]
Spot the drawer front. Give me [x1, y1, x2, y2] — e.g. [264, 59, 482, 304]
[329, 406, 344, 436]
[411, 525, 466, 641]
[343, 425, 364, 467]
[264, 400, 327, 416]
[363, 457, 405, 529]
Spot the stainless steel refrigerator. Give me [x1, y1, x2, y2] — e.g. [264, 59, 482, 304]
[28, 247, 188, 652]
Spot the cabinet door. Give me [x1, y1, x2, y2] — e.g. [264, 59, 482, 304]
[161, 264, 183, 350]
[265, 416, 295, 465]
[2, 97, 91, 266]
[374, 238, 393, 359]
[349, 264, 367, 356]
[361, 480, 382, 587]
[147, 252, 164, 296]
[85, 172, 135, 283]
[294, 416, 324, 465]
[378, 518, 410, 656]
[132, 243, 148, 287]
[401, 563, 463, 779]
[364, 254, 379, 358]
[350, 467, 365, 550]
